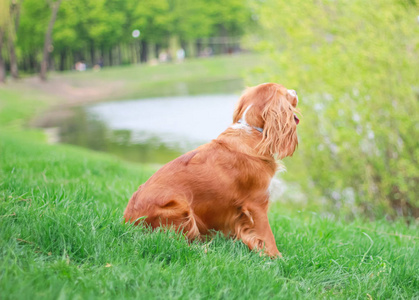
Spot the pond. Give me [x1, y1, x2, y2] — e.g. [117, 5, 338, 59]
[57, 94, 240, 164]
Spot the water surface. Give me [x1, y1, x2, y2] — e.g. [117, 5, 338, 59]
[59, 94, 240, 164]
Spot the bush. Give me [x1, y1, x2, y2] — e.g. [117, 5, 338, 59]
[252, 0, 419, 218]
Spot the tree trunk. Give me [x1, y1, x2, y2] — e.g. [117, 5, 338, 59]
[147, 42, 155, 61]
[7, 32, 19, 79]
[100, 46, 105, 66]
[59, 50, 65, 71]
[196, 39, 202, 57]
[117, 44, 122, 65]
[90, 42, 95, 66]
[155, 43, 161, 59]
[48, 52, 55, 71]
[40, 0, 62, 81]
[131, 41, 139, 64]
[8, 0, 21, 79]
[168, 35, 179, 62]
[140, 40, 148, 63]
[29, 54, 37, 72]
[22, 55, 29, 73]
[186, 40, 195, 58]
[135, 41, 140, 63]
[0, 28, 6, 83]
[108, 48, 113, 66]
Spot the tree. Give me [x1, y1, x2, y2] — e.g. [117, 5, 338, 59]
[0, 28, 6, 83]
[40, 0, 62, 81]
[130, 0, 172, 62]
[16, 0, 50, 73]
[0, 0, 8, 83]
[6, 0, 21, 80]
[50, 0, 80, 70]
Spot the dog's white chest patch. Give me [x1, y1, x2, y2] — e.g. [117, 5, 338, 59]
[230, 123, 251, 131]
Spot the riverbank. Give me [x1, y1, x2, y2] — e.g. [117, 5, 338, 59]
[4, 54, 264, 127]
[0, 55, 418, 299]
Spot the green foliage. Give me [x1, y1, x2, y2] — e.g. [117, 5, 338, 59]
[170, 0, 214, 40]
[131, 0, 172, 43]
[11, 0, 253, 71]
[170, 0, 251, 40]
[17, 0, 49, 56]
[253, 0, 419, 217]
[209, 0, 251, 36]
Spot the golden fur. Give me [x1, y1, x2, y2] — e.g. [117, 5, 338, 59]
[124, 83, 300, 257]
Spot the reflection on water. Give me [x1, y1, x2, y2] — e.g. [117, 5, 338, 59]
[58, 94, 239, 164]
[87, 95, 238, 148]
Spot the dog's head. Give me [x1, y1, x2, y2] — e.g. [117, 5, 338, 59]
[233, 83, 300, 158]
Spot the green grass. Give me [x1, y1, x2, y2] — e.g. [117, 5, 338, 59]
[0, 57, 418, 299]
[0, 88, 49, 129]
[1, 133, 417, 299]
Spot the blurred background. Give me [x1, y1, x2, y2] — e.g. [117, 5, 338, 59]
[0, 0, 418, 219]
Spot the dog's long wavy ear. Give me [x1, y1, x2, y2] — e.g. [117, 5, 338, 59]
[258, 89, 299, 159]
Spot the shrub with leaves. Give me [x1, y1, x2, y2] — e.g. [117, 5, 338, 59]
[251, 0, 419, 217]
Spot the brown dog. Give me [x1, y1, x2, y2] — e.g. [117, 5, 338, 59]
[124, 83, 300, 257]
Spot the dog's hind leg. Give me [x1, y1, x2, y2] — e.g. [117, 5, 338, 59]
[124, 189, 200, 240]
[146, 198, 201, 240]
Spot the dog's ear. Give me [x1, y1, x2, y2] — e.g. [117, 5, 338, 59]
[233, 96, 245, 123]
[258, 88, 299, 158]
[233, 87, 256, 123]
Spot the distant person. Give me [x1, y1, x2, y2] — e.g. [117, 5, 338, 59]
[93, 58, 103, 71]
[158, 51, 168, 63]
[199, 47, 213, 57]
[75, 61, 86, 71]
[176, 48, 185, 62]
[80, 61, 86, 71]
